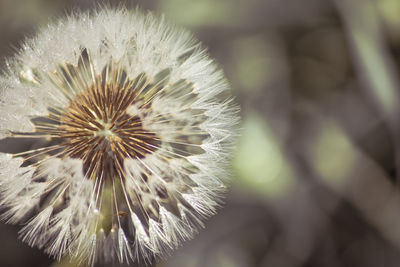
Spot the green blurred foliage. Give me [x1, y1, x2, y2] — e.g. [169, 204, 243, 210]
[234, 113, 293, 198]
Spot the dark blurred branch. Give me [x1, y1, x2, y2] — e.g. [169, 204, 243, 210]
[333, 0, 400, 184]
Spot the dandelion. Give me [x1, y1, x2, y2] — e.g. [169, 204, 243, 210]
[0, 7, 239, 266]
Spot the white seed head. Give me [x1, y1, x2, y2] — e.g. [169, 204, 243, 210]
[0, 7, 239, 265]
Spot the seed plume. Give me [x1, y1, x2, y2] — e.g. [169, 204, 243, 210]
[0, 7, 239, 266]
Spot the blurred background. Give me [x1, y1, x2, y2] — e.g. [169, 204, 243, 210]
[2, 0, 400, 266]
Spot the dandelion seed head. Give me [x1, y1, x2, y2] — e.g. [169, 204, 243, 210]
[0, 7, 239, 265]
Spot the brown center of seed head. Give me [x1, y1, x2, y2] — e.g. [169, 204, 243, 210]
[57, 81, 159, 180]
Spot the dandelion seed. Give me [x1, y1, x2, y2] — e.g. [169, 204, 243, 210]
[0, 7, 239, 265]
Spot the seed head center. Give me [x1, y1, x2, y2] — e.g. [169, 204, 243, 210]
[52, 76, 159, 180]
[95, 121, 114, 139]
